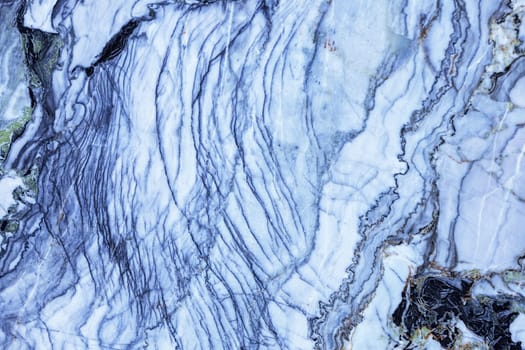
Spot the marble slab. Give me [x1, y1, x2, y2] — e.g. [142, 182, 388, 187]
[1, 0, 525, 349]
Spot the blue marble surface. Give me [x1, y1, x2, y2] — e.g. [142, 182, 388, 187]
[0, 0, 525, 349]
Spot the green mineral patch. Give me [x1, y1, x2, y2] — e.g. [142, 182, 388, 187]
[30, 35, 44, 55]
[502, 269, 525, 283]
[20, 165, 39, 196]
[0, 4, 47, 248]
[0, 165, 39, 246]
[0, 106, 33, 162]
[0, 220, 19, 233]
[20, 30, 63, 89]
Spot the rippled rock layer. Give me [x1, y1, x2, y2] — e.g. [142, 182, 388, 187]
[1, 0, 525, 349]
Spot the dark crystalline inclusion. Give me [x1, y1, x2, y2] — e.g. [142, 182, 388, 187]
[393, 275, 522, 349]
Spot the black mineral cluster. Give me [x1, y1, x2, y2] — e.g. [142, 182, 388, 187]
[393, 275, 522, 349]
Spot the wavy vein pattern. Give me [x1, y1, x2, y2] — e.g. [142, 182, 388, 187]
[0, 0, 524, 349]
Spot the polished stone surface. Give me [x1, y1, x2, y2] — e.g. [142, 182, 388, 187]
[1, 0, 525, 349]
